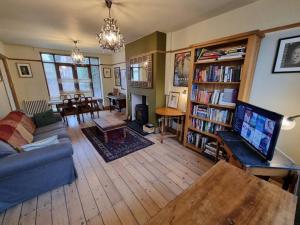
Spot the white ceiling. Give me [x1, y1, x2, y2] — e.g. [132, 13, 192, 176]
[0, 0, 259, 53]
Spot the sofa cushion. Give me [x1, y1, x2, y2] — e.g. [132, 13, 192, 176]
[34, 121, 65, 136]
[33, 110, 60, 128]
[5, 111, 36, 134]
[0, 119, 33, 143]
[22, 135, 59, 151]
[0, 141, 17, 158]
[0, 125, 28, 151]
[33, 128, 69, 142]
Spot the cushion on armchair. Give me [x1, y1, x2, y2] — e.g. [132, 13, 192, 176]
[33, 110, 61, 128]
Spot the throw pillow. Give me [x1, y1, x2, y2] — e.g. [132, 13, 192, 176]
[0, 141, 17, 158]
[6, 111, 36, 134]
[33, 110, 60, 128]
[0, 119, 33, 143]
[0, 124, 28, 151]
[21, 135, 59, 151]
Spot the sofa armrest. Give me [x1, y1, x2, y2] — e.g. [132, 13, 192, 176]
[0, 139, 73, 178]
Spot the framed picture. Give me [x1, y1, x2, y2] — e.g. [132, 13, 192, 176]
[120, 69, 127, 90]
[114, 67, 121, 86]
[167, 92, 180, 109]
[173, 51, 191, 87]
[17, 63, 33, 78]
[273, 35, 300, 73]
[103, 67, 111, 78]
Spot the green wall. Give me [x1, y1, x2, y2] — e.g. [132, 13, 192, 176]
[125, 31, 166, 125]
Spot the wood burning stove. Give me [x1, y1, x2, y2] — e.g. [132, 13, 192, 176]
[135, 96, 148, 125]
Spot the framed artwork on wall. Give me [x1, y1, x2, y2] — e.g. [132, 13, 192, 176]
[167, 91, 180, 109]
[120, 69, 127, 90]
[114, 67, 121, 86]
[173, 51, 191, 87]
[273, 35, 300, 73]
[16, 63, 33, 78]
[103, 67, 111, 78]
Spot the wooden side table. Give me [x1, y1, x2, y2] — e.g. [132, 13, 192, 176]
[155, 107, 185, 143]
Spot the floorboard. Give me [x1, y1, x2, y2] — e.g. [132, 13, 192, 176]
[0, 111, 213, 225]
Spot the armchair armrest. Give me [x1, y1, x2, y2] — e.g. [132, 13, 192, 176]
[0, 139, 73, 178]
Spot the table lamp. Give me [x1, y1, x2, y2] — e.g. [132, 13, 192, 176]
[281, 115, 300, 130]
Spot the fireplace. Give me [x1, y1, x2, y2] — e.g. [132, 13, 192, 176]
[135, 96, 148, 125]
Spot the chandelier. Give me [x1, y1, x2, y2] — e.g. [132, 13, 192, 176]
[96, 0, 124, 52]
[71, 40, 84, 64]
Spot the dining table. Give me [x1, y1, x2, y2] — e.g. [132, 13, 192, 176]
[48, 97, 103, 111]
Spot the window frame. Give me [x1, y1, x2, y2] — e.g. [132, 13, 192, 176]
[41, 52, 100, 99]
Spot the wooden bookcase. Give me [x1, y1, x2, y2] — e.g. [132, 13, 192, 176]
[183, 31, 264, 161]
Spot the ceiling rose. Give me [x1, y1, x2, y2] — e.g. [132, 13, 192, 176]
[71, 40, 84, 64]
[96, 0, 125, 52]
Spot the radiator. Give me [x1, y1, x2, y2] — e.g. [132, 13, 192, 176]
[23, 99, 49, 116]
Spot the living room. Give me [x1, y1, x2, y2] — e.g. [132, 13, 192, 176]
[0, 0, 299, 224]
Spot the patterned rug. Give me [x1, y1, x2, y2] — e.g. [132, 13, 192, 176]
[81, 126, 154, 162]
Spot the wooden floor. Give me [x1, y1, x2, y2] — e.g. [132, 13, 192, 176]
[0, 111, 213, 225]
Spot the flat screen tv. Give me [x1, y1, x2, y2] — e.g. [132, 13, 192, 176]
[232, 101, 283, 161]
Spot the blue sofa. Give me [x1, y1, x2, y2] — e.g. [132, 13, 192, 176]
[0, 120, 77, 212]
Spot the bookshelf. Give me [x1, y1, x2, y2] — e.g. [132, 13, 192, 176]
[184, 31, 263, 161]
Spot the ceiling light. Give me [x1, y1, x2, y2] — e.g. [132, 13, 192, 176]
[96, 0, 125, 52]
[71, 40, 84, 64]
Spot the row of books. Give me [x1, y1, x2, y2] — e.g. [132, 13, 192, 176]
[186, 131, 209, 150]
[192, 105, 233, 124]
[203, 142, 225, 159]
[190, 118, 226, 134]
[191, 87, 238, 106]
[195, 46, 246, 62]
[194, 65, 241, 82]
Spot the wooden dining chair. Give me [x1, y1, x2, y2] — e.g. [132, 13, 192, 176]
[77, 97, 93, 122]
[91, 99, 104, 118]
[61, 99, 78, 125]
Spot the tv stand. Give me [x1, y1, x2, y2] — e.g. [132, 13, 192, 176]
[216, 131, 300, 192]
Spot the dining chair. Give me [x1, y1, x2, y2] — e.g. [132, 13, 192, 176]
[77, 97, 93, 122]
[61, 98, 78, 125]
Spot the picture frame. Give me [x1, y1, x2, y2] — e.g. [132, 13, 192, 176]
[273, 35, 300, 73]
[120, 69, 127, 90]
[173, 51, 191, 87]
[103, 67, 112, 78]
[167, 91, 180, 109]
[16, 63, 33, 78]
[114, 67, 121, 86]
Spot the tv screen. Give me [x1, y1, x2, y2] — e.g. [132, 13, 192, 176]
[232, 101, 283, 160]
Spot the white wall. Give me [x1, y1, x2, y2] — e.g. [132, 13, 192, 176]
[0, 41, 5, 55]
[0, 60, 12, 118]
[250, 27, 300, 163]
[165, 0, 300, 112]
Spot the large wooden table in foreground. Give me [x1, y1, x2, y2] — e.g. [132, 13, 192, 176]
[145, 161, 297, 225]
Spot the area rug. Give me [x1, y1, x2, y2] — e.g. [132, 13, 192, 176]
[81, 126, 154, 162]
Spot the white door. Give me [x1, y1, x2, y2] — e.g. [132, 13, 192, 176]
[0, 59, 16, 118]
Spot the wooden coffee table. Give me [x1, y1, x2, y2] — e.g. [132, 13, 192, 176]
[94, 118, 127, 143]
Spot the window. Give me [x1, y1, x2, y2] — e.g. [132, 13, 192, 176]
[41, 53, 102, 100]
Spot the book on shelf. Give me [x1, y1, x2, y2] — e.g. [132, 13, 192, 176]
[195, 46, 246, 62]
[191, 87, 238, 107]
[218, 88, 238, 106]
[192, 105, 233, 124]
[190, 118, 226, 134]
[187, 131, 209, 149]
[194, 65, 241, 83]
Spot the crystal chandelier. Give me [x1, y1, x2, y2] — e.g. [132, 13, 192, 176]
[96, 0, 124, 52]
[71, 40, 84, 64]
